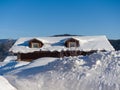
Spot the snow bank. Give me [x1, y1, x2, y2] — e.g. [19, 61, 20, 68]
[1, 51, 120, 90]
[0, 76, 16, 90]
[4, 56, 17, 62]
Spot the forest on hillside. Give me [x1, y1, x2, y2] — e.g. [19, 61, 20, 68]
[0, 39, 15, 61]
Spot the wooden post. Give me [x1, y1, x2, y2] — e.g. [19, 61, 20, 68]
[17, 53, 21, 61]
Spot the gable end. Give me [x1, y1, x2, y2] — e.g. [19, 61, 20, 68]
[29, 39, 43, 48]
[65, 38, 79, 47]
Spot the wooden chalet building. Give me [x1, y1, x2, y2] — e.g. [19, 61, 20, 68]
[9, 36, 114, 61]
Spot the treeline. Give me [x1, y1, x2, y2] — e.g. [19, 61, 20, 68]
[109, 39, 120, 50]
[0, 39, 16, 61]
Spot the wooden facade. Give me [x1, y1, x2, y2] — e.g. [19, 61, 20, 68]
[17, 50, 97, 61]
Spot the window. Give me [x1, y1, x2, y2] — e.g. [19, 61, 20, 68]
[31, 43, 40, 48]
[69, 42, 77, 47]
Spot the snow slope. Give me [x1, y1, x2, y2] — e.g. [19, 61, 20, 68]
[0, 76, 16, 90]
[0, 51, 120, 90]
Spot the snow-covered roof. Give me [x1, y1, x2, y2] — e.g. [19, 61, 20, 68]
[9, 35, 115, 53]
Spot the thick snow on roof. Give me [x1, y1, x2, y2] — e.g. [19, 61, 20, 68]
[10, 35, 114, 53]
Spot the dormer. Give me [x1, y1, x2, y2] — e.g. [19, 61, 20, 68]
[64, 38, 79, 48]
[29, 38, 43, 48]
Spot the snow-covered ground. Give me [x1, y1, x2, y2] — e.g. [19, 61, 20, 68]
[0, 76, 16, 90]
[0, 51, 120, 90]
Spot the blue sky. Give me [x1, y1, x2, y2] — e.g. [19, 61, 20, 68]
[0, 0, 120, 39]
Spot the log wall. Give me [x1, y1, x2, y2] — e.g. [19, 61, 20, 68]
[18, 50, 97, 61]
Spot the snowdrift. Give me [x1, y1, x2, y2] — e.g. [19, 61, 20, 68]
[0, 76, 16, 90]
[0, 51, 120, 90]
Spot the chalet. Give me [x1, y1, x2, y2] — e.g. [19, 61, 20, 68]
[9, 35, 114, 61]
